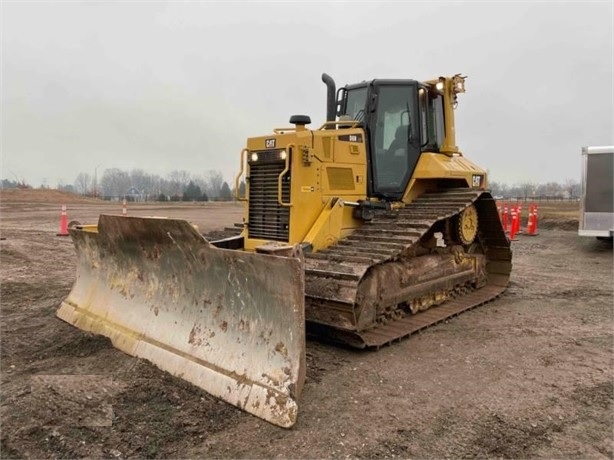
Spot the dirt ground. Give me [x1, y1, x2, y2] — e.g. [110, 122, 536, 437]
[1, 190, 612, 459]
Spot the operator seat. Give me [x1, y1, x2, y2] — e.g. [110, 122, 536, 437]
[379, 124, 410, 187]
[387, 125, 408, 156]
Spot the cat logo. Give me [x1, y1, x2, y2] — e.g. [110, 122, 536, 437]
[472, 174, 483, 188]
[265, 138, 276, 148]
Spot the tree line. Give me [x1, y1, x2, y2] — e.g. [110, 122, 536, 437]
[71, 169, 242, 202]
[1, 173, 580, 202]
[488, 179, 581, 201]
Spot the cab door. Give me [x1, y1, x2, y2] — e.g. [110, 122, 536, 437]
[367, 81, 421, 200]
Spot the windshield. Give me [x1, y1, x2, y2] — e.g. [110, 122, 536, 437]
[345, 87, 367, 122]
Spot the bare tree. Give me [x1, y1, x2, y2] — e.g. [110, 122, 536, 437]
[564, 178, 580, 199]
[204, 170, 224, 199]
[487, 181, 510, 197]
[517, 181, 538, 200]
[101, 168, 131, 198]
[74, 172, 91, 195]
[168, 170, 191, 198]
[536, 182, 562, 197]
[130, 169, 158, 200]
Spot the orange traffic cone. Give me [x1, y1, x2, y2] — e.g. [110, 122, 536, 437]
[502, 204, 509, 232]
[528, 205, 535, 234]
[509, 207, 518, 241]
[57, 204, 69, 236]
[524, 204, 539, 236]
[530, 204, 539, 235]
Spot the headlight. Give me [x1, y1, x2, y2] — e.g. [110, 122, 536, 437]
[280, 150, 287, 160]
[251, 153, 259, 162]
[435, 81, 444, 91]
[452, 74, 467, 93]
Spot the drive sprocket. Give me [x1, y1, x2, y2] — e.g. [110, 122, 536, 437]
[457, 204, 478, 245]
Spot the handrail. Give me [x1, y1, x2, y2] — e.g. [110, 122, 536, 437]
[278, 144, 294, 207]
[273, 127, 297, 134]
[234, 149, 248, 201]
[317, 120, 361, 130]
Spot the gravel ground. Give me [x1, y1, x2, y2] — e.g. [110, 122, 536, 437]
[1, 193, 612, 459]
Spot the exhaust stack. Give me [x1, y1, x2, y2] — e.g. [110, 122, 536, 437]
[321, 73, 336, 127]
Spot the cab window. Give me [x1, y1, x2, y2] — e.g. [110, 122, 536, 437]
[344, 87, 368, 122]
[419, 88, 445, 151]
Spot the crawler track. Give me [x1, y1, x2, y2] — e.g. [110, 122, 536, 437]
[303, 189, 512, 348]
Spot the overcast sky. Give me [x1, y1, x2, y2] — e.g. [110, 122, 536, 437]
[2, 1, 613, 188]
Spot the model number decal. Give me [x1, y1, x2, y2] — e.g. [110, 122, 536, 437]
[265, 138, 276, 148]
[338, 134, 363, 143]
[472, 174, 483, 188]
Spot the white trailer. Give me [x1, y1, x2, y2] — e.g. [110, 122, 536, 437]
[579, 146, 613, 238]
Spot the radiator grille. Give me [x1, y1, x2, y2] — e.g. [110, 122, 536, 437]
[248, 154, 290, 241]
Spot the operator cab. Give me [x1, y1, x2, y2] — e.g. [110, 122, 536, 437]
[336, 79, 446, 201]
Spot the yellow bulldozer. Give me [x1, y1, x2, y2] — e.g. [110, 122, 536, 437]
[57, 73, 512, 428]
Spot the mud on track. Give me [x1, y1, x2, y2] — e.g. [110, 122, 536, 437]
[1, 196, 612, 459]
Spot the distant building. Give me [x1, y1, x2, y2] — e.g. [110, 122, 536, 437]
[126, 186, 145, 202]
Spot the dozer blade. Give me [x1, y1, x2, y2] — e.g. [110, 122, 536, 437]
[57, 215, 305, 428]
